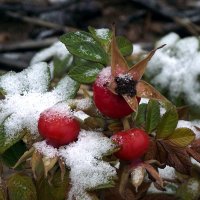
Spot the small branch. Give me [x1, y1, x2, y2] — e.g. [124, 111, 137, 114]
[0, 37, 57, 53]
[6, 11, 77, 32]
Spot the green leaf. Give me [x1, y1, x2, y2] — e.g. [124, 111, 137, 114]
[37, 170, 69, 200]
[67, 42, 108, 64]
[68, 63, 103, 84]
[60, 31, 97, 46]
[168, 128, 195, 147]
[60, 31, 108, 64]
[53, 55, 73, 78]
[88, 27, 111, 47]
[135, 103, 147, 128]
[7, 173, 37, 200]
[0, 125, 25, 154]
[176, 178, 200, 200]
[156, 108, 178, 139]
[145, 100, 160, 133]
[0, 186, 6, 200]
[53, 75, 80, 99]
[2, 140, 27, 168]
[116, 36, 133, 56]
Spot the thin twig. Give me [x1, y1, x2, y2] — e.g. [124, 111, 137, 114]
[0, 37, 57, 53]
[6, 11, 77, 32]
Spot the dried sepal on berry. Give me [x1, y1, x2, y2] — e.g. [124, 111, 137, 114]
[108, 27, 169, 112]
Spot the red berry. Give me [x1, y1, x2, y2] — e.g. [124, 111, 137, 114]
[93, 67, 140, 119]
[111, 128, 149, 161]
[38, 104, 80, 148]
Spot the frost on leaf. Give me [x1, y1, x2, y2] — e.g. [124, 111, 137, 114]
[0, 62, 78, 141]
[59, 130, 117, 200]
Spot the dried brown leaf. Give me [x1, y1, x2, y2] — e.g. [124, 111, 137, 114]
[123, 95, 138, 112]
[136, 80, 168, 102]
[111, 27, 128, 77]
[143, 163, 163, 188]
[128, 44, 166, 81]
[187, 148, 200, 164]
[161, 140, 191, 175]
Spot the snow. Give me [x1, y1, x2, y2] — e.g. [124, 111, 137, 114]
[34, 140, 58, 158]
[59, 130, 117, 200]
[0, 62, 78, 139]
[95, 28, 110, 40]
[147, 33, 200, 106]
[75, 98, 92, 110]
[177, 120, 200, 139]
[74, 111, 89, 121]
[30, 42, 70, 64]
[96, 66, 111, 87]
[85, 68, 100, 77]
[0, 63, 50, 95]
[158, 166, 176, 179]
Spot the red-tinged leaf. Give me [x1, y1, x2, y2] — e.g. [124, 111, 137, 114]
[128, 44, 166, 81]
[143, 163, 163, 188]
[123, 95, 138, 112]
[177, 106, 190, 120]
[111, 27, 129, 77]
[142, 194, 177, 200]
[161, 140, 192, 175]
[187, 148, 200, 163]
[191, 139, 200, 153]
[136, 80, 168, 102]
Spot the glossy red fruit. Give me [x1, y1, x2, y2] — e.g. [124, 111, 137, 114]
[111, 128, 149, 161]
[38, 104, 80, 148]
[93, 67, 140, 119]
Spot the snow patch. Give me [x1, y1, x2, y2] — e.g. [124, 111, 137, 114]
[30, 42, 70, 64]
[147, 33, 200, 106]
[158, 166, 176, 179]
[34, 140, 58, 158]
[96, 66, 111, 87]
[0, 63, 77, 139]
[59, 130, 117, 200]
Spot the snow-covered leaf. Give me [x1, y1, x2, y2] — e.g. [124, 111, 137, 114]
[68, 63, 103, 84]
[52, 75, 79, 99]
[60, 31, 108, 64]
[88, 27, 111, 48]
[0, 125, 25, 154]
[7, 173, 37, 200]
